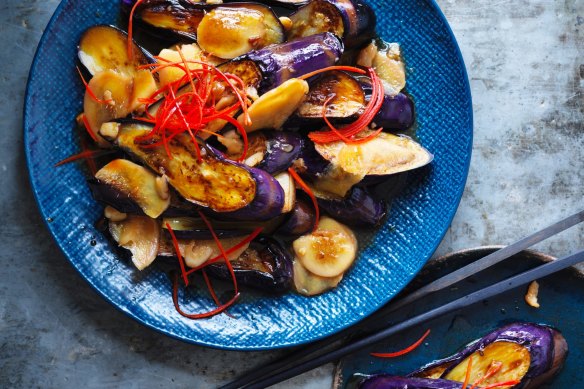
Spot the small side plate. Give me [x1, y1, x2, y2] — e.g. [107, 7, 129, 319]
[334, 246, 584, 388]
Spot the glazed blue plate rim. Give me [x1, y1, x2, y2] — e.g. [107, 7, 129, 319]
[24, 0, 473, 350]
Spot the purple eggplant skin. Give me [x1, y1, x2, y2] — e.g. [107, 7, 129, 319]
[224, 0, 309, 9]
[205, 236, 293, 293]
[257, 131, 305, 174]
[233, 32, 344, 93]
[121, 0, 205, 41]
[372, 93, 415, 131]
[330, 0, 377, 48]
[359, 376, 464, 389]
[294, 137, 331, 178]
[277, 198, 316, 236]
[287, 0, 376, 49]
[360, 81, 415, 131]
[204, 145, 285, 221]
[87, 178, 144, 215]
[410, 322, 568, 389]
[317, 187, 386, 228]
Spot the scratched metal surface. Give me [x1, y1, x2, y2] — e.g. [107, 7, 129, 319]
[1, 0, 582, 388]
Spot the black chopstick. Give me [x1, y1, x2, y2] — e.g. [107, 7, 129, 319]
[220, 209, 584, 389]
[241, 248, 584, 389]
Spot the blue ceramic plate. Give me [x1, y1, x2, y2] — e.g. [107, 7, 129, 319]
[334, 247, 584, 388]
[24, 0, 472, 350]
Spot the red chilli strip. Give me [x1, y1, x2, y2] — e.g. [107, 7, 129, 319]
[127, 0, 145, 59]
[461, 356, 473, 389]
[468, 361, 503, 389]
[321, 97, 385, 145]
[165, 222, 189, 286]
[81, 138, 98, 175]
[197, 211, 239, 295]
[54, 149, 112, 168]
[81, 114, 100, 143]
[202, 269, 222, 307]
[184, 227, 263, 276]
[370, 329, 431, 358]
[287, 168, 320, 232]
[172, 272, 240, 319]
[481, 381, 521, 389]
[76, 67, 113, 105]
[309, 67, 384, 144]
[298, 65, 367, 80]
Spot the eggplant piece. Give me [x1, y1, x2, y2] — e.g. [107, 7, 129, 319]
[233, 131, 304, 174]
[359, 376, 464, 389]
[162, 216, 253, 239]
[109, 215, 160, 270]
[287, 0, 376, 49]
[316, 186, 386, 227]
[296, 70, 365, 122]
[292, 216, 357, 278]
[360, 79, 415, 131]
[314, 130, 433, 177]
[161, 215, 285, 239]
[410, 322, 568, 389]
[373, 93, 415, 131]
[108, 123, 284, 218]
[124, 0, 285, 55]
[196, 4, 285, 59]
[78, 25, 153, 77]
[90, 159, 171, 218]
[277, 197, 316, 236]
[122, 0, 205, 41]
[226, 32, 344, 93]
[224, 0, 310, 8]
[205, 236, 293, 293]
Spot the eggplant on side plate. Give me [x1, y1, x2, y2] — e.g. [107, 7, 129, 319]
[409, 322, 568, 389]
[359, 323, 567, 389]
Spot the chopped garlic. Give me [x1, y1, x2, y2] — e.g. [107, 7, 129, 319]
[525, 281, 540, 308]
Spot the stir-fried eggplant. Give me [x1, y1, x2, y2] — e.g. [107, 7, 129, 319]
[78, 25, 153, 76]
[316, 186, 386, 227]
[361, 79, 415, 130]
[409, 322, 568, 389]
[104, 123, 284, 217]
[225, 32, 344, 93]
[124, 0, 285, 56]
[314, 130, 433, 177]
[359, 376, 465, 389]
[90, 159, 171, 218]
[233, 131, 304, 174]
[224, 0, 310, 9]
[196, 4, 285, 59]
[277, 197, 316, 236]
[287, 0, 376, 48]
[205, 236, 293, 293]
[122, 0, 206, 41]
[296, 70, 365, 122]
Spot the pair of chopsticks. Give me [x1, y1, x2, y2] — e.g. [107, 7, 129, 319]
[221, 209, 584, 389]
